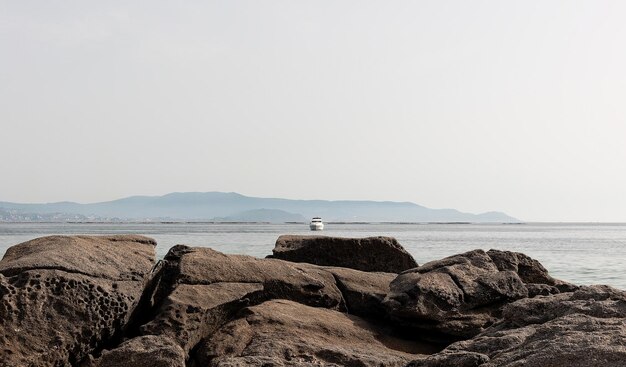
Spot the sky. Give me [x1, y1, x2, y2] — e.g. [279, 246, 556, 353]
[1, 1, 626, 222]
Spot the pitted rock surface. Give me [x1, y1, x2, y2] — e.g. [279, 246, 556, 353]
[0, 235, 156, 367]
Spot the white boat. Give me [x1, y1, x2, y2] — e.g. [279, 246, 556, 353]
[309, 217, 324, 231]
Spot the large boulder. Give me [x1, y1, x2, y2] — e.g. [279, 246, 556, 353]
[272, 235, 418, 273]
[138, 246, 345, 355]
[0, 235, 156, 367]
[406, 285, 626, 366]
[383, 249, 575, 342]
[191, 299, 437, 366]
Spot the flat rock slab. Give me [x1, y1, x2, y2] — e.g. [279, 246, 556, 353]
[272, 235, 418, 273]
[0, 235, 155, 280]
[192, 299, 437, 366]
[0, 235, 156, 367]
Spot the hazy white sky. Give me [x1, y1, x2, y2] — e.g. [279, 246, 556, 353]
[1, 1, 626, 221]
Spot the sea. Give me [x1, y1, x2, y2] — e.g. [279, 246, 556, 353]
[0, 222, 624, 289]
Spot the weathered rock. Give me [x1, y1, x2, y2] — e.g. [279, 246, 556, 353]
[6, 234, 622, 367]
[0, 235, 156, 367]
[384, 250, 567, 341]
[486, 249, 577, 293]
[480, 315, 626, 366]
[485, 249, 554, 285]
[406, 285, 626, 366]
[0, 234, 155, 280]
[141, 281, 264, 355]
[84, 335, 185, 367]
[499, 284, 626, 328]
[192, 299, 437, 366]
[272, 235, 418, 273]
[414, 316, 626, 367]
[140, 246, 345, 355]
[324, 266, 396, 319]
[406, 351, 489, 367]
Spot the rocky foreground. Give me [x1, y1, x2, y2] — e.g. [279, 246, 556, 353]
[0, 235, 625, 367]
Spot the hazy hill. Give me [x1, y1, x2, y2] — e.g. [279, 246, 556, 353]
[0, 192, 519, 223]
[213, 209, 307, 223]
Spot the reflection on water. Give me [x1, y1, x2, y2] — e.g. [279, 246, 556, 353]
[0, 222, 625, 289]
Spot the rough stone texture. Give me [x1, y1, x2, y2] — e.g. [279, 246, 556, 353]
[0, 234, 155, 280]
[499, 285, 625, 327]
[84, 335, 185, 367]
[191, 299, 436, 367]
[272, 235, 418, 273]
[384, 250, 570, 341]
[325, 266, 396, 319]
[486, 249, 577, 293]
[4, 234, 624, 367]
[406, 352, 489, 367]
[406, 285, 626, 367]
[141, 282, 264, 355]
[0, 235, 156, 367]
[140, 246, 345, 355]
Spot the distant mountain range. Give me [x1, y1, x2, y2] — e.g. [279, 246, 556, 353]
[0, 192, 520, 223]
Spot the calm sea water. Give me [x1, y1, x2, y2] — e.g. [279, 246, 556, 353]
[0, 222, 624, 289]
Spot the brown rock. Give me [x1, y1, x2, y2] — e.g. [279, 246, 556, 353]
[480, 314, 626, 367]
[141, 282, 264, 355]
[406, 352, 489, 367]
[272, 235, 418, 273]
[0, 235, 156, 367]
[9, 235, 618, 367]
[140, 246, 344, 355]
[324, 266, 396, 319]
[486, 249, 577, 293]
[406, 285, 626, 366]
[413, 315, 626, 367]
[85, 335, 185, 367]
[192, 299, 438, 366]
[499, 284, 626, 327]
[0, 234, 155, 280]
[384, 250, 563, 341]
[485, 249, 554, 285]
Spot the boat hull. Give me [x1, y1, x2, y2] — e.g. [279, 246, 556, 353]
[309, 223, 324, 231]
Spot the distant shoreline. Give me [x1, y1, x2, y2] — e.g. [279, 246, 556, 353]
[1, 221, 517, 224]
[2, 221, 626, 225]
